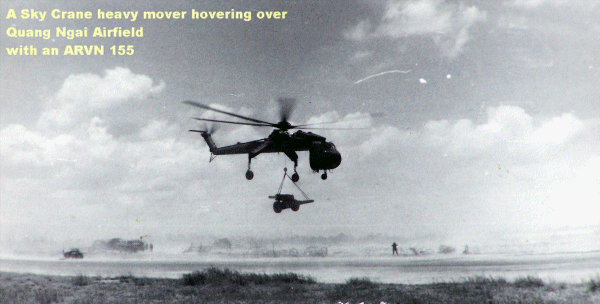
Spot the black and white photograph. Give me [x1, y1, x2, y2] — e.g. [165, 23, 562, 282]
[1, 0, 599, 303]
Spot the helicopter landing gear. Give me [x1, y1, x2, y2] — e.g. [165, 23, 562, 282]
[290, 160, 300, 182]
[246, 155, 254, 180]
[284, 150, 300, 182]
[321, 172, 327, 180]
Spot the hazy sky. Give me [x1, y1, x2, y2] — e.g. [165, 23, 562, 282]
[1, 0, 599, 245]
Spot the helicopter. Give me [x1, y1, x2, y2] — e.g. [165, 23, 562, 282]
[183, 98, 342, 182]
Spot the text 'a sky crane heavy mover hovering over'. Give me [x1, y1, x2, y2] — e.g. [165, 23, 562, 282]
[184, 98, 342, 182]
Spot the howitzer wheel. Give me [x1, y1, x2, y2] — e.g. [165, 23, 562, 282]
[291, 202, 300, 212]
[273, 201, 283, 213]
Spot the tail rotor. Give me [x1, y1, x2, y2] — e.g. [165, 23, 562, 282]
[202, 122, 218, 136]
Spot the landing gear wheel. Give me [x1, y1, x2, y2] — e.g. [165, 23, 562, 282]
[291, 173, 299, 183]
[321, 172, 328, 180]
[291, 202, 300, 212]
[245, 170, 254, 180]
[273, 201, 282, 213]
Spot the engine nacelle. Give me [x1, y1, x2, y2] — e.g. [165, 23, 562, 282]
[309, 142, 342, 171]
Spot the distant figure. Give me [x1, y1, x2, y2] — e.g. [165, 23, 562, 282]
[392, 242, 398, 256]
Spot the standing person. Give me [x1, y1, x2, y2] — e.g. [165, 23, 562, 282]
[392, 242, 399, 256]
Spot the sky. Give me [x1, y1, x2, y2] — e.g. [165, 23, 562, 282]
[1, 0, 599, 248]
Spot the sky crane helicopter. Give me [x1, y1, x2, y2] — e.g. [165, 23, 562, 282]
[184, 98, 342, 182]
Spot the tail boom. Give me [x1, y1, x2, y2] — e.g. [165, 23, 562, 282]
[190, 130, 217, 153]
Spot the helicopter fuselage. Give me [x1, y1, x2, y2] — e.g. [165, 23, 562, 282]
[200, 129, 341, 172]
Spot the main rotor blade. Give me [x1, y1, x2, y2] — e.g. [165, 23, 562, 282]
[290, 114, 374, 129]
[193, 117, 272, 127]
[300, 126, 370, 130]
[184, 100, 276, 126]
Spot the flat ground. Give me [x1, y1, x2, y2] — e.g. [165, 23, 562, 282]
[1, 270, 599, 304]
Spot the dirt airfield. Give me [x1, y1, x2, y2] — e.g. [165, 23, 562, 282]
[2, 268, 599, 304]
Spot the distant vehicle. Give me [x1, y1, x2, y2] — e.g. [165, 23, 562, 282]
[92, 238, 150, 253]
[63, 248, 84, 259]
[108, 238, 146, 253]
